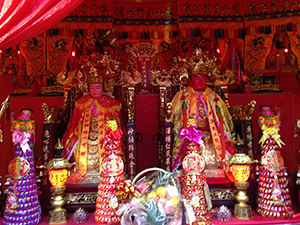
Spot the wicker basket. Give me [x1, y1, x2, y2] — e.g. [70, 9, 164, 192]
[132, 167, 179, 197]
[120, 167, 183, 225]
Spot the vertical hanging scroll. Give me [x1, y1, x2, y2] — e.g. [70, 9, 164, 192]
[158, 86, 173, 172]
[136, 56, 152, 88]
[42, 125, 52, 166]
[126, 87, 137, 180]
[243, 120, 254, 159]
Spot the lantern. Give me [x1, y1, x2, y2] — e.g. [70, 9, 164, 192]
[49, 168, 68, 187]
[231, 164, 250, 182]
[39, 139, 74, 224]
[229, 136, 254, 220]
[47, 156, 70, 224]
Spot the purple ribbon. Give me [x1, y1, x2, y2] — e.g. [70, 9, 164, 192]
[178, 126, 204, 146]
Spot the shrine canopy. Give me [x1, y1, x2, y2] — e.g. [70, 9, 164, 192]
[0, 0, 83, 50]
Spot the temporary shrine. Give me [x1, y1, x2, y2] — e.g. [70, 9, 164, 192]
[2, 0, 300, 224]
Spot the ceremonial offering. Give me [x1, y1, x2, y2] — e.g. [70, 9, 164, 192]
[216, 205, 231, 221]
[72, 208, 88, 224]
[121, 167, 182, 225]
[94, 118, 127, 224]
[257, 109, 294, 219]
[179, 118, 212, 224]
[3, 112, 42, 225]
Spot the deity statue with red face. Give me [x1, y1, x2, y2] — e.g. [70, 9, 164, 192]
[60, 68, 124, 181]
[170, 64, 236, 174]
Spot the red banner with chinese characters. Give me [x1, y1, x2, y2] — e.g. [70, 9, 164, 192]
[52, 0, 114, 35]
[113, 1, 178, 45]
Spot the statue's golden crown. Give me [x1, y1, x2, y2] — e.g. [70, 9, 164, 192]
[186, 62, 208, 75]
[183, 49, 209, 76]
[86, 67, 104, 84]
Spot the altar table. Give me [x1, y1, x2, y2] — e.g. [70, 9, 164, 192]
[2, 210, 300, 225]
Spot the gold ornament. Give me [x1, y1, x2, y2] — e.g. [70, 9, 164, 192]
[187, 62, 208, 75]
[86, 67, 104, 84]
[54, 138, 64, 150]
[187, 117, 197, 128]
[106, 118, 118, 131]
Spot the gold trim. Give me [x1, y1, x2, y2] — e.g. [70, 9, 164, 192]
[210, 189, 237, 200]
[75, 98, 122, 112]
[41, 86, 64, 94]
[13, 90, 31, 94]
[251, 84, 280, 92]
[64, 192, 98, 204]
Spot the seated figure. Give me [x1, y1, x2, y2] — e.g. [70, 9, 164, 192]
[61, 67, 124, 181]
[170, 64, 236, 174]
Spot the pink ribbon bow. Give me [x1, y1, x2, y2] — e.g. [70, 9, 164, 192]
[178, 126, 204, 146]
[12, 131, 31, 145]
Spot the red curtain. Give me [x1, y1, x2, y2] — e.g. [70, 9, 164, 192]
[0, 0, 83, 50]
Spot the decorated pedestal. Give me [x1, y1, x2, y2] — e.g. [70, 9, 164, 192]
[256, 114, 294, 219]
[94, 119, 127, 224]
[181, 142, 212, 224]
[3, 115, 42, 225]
[180, 119, 212, 224]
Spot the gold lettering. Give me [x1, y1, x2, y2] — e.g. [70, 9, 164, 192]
[44, 130, 50, 138]
[128, 136, 134, 144]
[165, 135, 171, 143]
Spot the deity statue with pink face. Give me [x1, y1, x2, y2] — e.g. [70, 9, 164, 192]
[170, 64, 236, 175]
[61, 68, 124, 180]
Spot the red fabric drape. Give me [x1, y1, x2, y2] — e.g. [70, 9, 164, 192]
[0, 0, 84, 50]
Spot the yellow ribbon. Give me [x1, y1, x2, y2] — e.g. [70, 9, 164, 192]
[259, 125, 285, 148]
